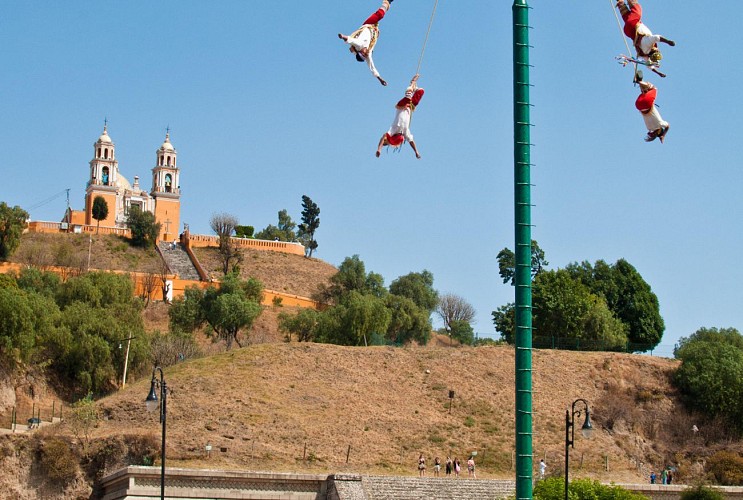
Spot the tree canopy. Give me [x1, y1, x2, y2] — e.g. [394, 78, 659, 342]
[496, 239, 548, 285]
[91, 195, 109, 234]
[674, 327, 743, 430]
[126, 206, 161, 248]
[298, 195, 320, 258]
[0, 202, 29, 260]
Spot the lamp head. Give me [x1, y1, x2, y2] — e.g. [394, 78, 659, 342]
[581, 409, 594, 439]
[145, 378, 159, 412]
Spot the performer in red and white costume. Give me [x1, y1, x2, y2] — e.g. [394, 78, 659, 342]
[616, 0, 675, 76]
[338, 0, 393, 86]
[376, 75, 425, 159]
[635, 80, 669, 143]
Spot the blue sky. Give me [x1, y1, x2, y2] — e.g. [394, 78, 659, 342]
[2, 2, 740, 358]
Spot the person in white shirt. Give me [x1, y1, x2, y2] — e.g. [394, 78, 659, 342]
[376, 74, 425, 159]
[635, 80, 670, 143]
[338, 0, 393, 86]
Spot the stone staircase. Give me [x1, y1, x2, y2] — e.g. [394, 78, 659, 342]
[158, 241, 201, 281]
[354, 476, 516, 500]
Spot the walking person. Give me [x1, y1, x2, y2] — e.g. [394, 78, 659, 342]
[454, 458, 461, 478]
[418, 453, 426, 477]
[434, 456, 441, 477]
[539, 459, 547, 480]
[445, 456, 452, 476]
[467, 456, 476, 478]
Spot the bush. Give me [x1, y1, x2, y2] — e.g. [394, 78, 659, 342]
[707, 451, 743, 486]
[680, 485, 725, 500]
[39, 437, 80, 484]
[534, 477, 647, 500]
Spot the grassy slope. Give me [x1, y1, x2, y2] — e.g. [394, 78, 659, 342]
[95, 343, 683, 482]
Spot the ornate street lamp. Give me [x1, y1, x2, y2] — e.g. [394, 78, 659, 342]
[145, 367, 167, 500]
[565, 398, 593, 500]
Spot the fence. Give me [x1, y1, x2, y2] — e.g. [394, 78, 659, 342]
[0, 400, 64, 431]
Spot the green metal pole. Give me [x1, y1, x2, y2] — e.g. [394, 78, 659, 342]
[513, 1, 533, 499]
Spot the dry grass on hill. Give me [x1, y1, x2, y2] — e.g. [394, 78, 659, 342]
[12, 232, 163, 273]
[94, 343, 685, 482]
[192, 246, 337, 299]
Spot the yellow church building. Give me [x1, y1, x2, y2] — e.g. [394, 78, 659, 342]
[63, 123, 181, 242]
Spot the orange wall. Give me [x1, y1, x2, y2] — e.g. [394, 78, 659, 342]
[187, 234, 306, 256]
[153, 197, 180, 243]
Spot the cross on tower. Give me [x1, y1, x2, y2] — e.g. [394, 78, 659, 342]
[164, 218, 172, 234]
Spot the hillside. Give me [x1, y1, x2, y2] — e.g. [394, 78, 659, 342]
[2, 232, 739, 499]
[92, 344, 690, 483]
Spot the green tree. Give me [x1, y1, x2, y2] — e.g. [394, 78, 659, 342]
[0, 287, 36, 364]
[0, 202, 29, 260]
[255, 209, 297, 242]
[15, 267, 61, 298]
[533, 269, 627, 350]
[674, 327, 743, 429]
[496, 239, 548, 285]
[389, 270, 438, 313]
[449, 319, 475, 345]
[278, 308, 320, 342]
[321, 255, 387, 303]
[384, 294, 432, 345]
[126, 206, 161, 248]
[298, 195, 320, 257]
[91, 195, 109, 234]
[492, 302, 515, 343]
[339, 291, 391, 346]
[566, 259, 664, 351]
[169, 274, 263, 349]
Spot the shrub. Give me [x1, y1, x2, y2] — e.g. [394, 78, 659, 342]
[534, 477, 647, 500]
[39, 437, 80, 484]
[680, 485, 725, 500]
[707, 451, 743, 486]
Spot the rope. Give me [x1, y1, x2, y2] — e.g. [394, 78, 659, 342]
[415, 0, 439, 75]
[610, 0, 640, 79]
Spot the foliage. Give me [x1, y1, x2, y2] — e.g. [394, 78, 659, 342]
[436, 293, 475, 333]
[67, 393, 100, 453]
[298, 195, 320, 258]
[0, 201, 29, 260]
[674, 327, 743, 431]
[168, 274, 263, 349]
[0, 287, 38, 364]
[566, 259, 664, 351]
[56, 271, 137, 309]
[255, 209, 297, 242]
[496, 239, 548, 285]
[126, 206, 161, 248]
[211, 212, 243, 274]
[492, 302, 516, 343]
[680, 484, 726, 500]
[449, 319, 475, 345]
[389, 270, 438, 313]
[15, 267, 61, 298]
[91, 195, 109, 233]
[534, 477, 647, 500]
[278, 308, 320, 342]
[39, 437, 80, 484]
[384, 294, 431, 345]
[235, 225, 254, 238]
[320, 255, 388, 303]
[706, 451, 743, 486]
[533, 269, 627, 351]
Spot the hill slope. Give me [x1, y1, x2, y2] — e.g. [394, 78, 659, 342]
[95, 343, 685, 482]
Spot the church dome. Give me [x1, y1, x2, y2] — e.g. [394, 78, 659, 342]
[115, 174, 132, 191]
[159, 132, 174, 151]
[98, 125, 113, 144]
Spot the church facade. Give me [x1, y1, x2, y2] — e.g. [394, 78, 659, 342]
[64, 124, 182, 242]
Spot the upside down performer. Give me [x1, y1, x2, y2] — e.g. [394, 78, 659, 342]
[616, 0, 675, 77]
[338, 0, 393, 86]
[376, 74, 424, 159]
[635, 80, 669, 143]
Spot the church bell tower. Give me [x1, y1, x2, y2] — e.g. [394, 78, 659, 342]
[151, 131, 181, 242]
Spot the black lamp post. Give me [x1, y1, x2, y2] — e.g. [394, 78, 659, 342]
[145, 366, 167, 500]
[565, 398, 593, 500]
